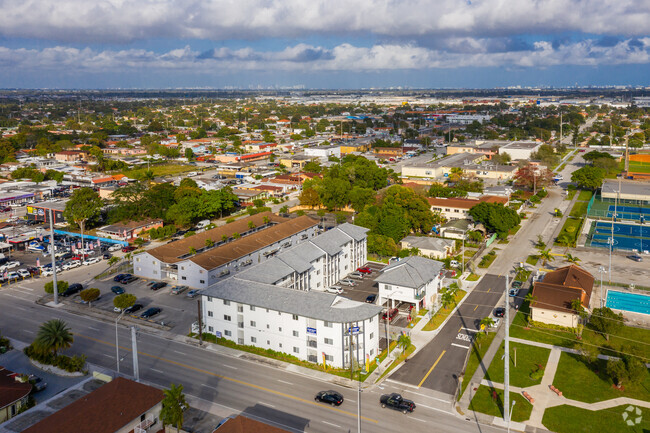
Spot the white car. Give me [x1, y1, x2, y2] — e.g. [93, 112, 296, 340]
[69, 260, 82, 269]
[325, 286, 343, 294]
[340, 279, 356, 286]
[4, 261, 20, 269]
[489, 318, 501, 329]
[82, 257, 101, 266]
[41, 267, 53, 277]
[108, 244, 122, 252]
[61, 262, 74, 271]
[5, 271, 19, 280]
[17, 269, 30, 278]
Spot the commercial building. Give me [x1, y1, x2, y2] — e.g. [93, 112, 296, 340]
[26, 201, 68, 224]
[375, 256, 445, 312]
[601, 179, 650, 203]
[201, 223, 379, 369]
[530, 265, 594, 328]
[446, 142, 498, 159]
[401, 153, 483, 179]
[22, 377, 164, 433]
[133, 213, 320, 289]
[304, 145, 341, 159]
[499, 140, 543, 161]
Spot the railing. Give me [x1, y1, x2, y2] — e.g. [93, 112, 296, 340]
[307, 340, 317, 348]
[134, 415, 155, 433]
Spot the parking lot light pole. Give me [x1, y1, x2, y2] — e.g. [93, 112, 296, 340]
[599, 266, 605, 308]
[115, 310, 126, 374]
[507, 400, 516, 433]
[49, 208, 58, 305]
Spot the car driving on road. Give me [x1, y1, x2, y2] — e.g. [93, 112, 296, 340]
[380, 393, 415, 413]
[315, 390, 344, 406]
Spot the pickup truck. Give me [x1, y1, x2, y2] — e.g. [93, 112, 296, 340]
[380, 393, 416, 413]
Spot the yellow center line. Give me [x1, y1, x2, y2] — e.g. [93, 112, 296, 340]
[487, 288, 491, 293]
[473, 305, 478, 311]
[417, 350, 446, 388]
[74, 332, 378, 423]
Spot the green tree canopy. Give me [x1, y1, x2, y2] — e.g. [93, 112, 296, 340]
[33, 319, 73, 357]
[468, 202, 521, 236]
[589, 307, 624, 341]
[63, 187, 103, 231]
[160, 383, 189, 433]
[571, 165, 605, 190]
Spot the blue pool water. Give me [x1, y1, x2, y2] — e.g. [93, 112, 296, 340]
[606, 290, 650, 315]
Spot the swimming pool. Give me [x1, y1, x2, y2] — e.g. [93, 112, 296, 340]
[606, 290, 650, 315]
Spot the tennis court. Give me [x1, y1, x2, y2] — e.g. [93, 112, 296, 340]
[587, 192, 650, 222]
[605, 205, 650, 221]
[587, 221, 650, 252]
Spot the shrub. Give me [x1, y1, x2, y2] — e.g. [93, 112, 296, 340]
[44, 280, 68, 295]
[23, 344, 87, 373]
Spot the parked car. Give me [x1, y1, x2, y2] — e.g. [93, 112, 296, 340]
[187, 289, 200, 298]
[111, 286, 125, 295]
[103, 253, 112, 260]
[6, 271, 19, 280]
[325, 286, 343, 294]
[627, 254, 643, 262]
[508, 288, 520, 297]
[108, 244, 122, 252]
[150, 282, 167, 291]
[114, 274, 131, 282]
[494, 307, 505, 318]
[17, 269, 30, 278]
[61, 283, 83, 297]
[4, 261, 20, 269]
[379, 393, 415, 413]
[382, 308, 399, 322]
[511, 281, 523, 289]
[171, 285, 188, 295]
[83, 257, 101, 266]
[489, 318, 501, 329]
[357, 267, 372, 274]
[124, 303, 143, 314]
[29, 375, 47, 392]
[122, 246, 137, 253]
[61, 262, 74, 271]
[365, 294, 377, 304]
[315, 390, 344, 406]
[121, 276, 139, 284]
[140, 307, 162, 319]
[69, 260, 82, 269]
[349, 271, 364, 279]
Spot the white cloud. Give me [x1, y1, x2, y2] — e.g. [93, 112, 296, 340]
[0, 0, 648, 43]
[0, 39, 648, 75]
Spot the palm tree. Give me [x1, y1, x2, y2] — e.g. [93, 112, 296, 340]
[479, 316, 494, 334]
[538, 249, 554, 267]
[160, 383, 188, 433]
[570, 298, 588, 338]
[565, 253, 581, 265]
[448, 167, 464, 183]
[397, 333, 411, 355]
[524, 292, 537, 325]
[33, 319, 73, 357]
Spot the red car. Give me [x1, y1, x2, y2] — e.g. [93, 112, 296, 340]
[122, 246, 137, 253]
[71, 254, 89, 261]
[357, 267, 372, 274]
[382, 308, 399, 322]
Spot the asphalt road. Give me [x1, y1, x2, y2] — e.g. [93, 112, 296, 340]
[0, 292, 508, 433]
[390, 274, 507, 394]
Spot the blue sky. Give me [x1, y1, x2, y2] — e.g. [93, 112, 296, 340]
[0, 0, 649, 89]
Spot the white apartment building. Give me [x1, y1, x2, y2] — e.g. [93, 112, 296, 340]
[375, 256, 445, 312]
[200, 223, 379, 369]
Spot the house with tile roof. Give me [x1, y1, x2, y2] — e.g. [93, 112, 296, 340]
[0, 366, 32, 423]
[530, 265, 594, 328]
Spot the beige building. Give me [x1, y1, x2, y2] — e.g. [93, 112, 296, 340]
[427, 195, 508, 221]
[400, 235, 455, 259]
[530, 265, 594, 328]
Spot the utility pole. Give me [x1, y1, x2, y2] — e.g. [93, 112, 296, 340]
[131, 326, 139, 382]
[504, 274, 510, 425]
[197, 299, 203, 345]
[559, 111, 562, 146]
[49, 208, 58, 305]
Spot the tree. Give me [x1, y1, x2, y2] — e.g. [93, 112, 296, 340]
[160, 383, 189, 433]
[113, 293, 137, 311]
[63, 188, 103, 251]
[469, 202, 521, 237]
[514, 163, 554, 192]
[492, 152, 511, 165]
[397, 333, 411, 355]
[571, 165, 605, 190]
[299, 187, 321, 208]
[565, 253, 580, 265]
[480, 316, 494, 334]
[590, 307, 624, 341]
[44, 280, 68, 294]
[538, 249, 554, 266]
[606, 359, 628, 386]
[33, 319, 73, 357]
[205, 238, 214, 247]
[80, 288, 100, 307]
[279, 205, 289, 214]
[348, 187, 375, 213]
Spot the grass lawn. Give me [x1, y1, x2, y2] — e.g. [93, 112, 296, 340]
[423, 290, 467, 331]
[468, 385, 533, 422]
[566, 189, 578, 201]
[515, 269, 531, 282]
[526, 255, 539, 266]
[629, 161, 650, 174]
[466, 273, 480, 282]
[485, 342, 551, 388]
[570, 201, 589, 218]
[577, 190, 593, 201]
[121, 163, 196, 179]
[543, 404, 650, 433]
[459, 332, 497, 398]
[552, 352, 650, 403]
[509, 225, 521, 236]
[510, 301, 650, 360]
[555, 217, 583, 246]
[478, 252, 497, 268]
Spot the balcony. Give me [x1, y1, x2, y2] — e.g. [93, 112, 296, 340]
[307, 340, 317, 348]
[414, 291, 424, 300]
[134, 415, 155, 433]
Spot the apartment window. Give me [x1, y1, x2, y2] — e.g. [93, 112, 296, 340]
[278, 327, 282, 332]
[370, 349, 374, 356]
[181, 266, 185, 270]
[199, 269, 204, 274]
[153, 270, 158, 275]
[325, 354, 334, 362]
[251, 336, 257, 343]
[293, 330, 299, 337]
[207, 296, 212, 302]
[181, 276, 186, 280]
[292, 314, 299, 320]
[200, 280, 205, 284]
[267, 340, 270, 345]
[369, 332, 374, 340]
[324, 338, 333, 345]
[316, 270, 320, 275]
[323, 321, 333, 328]
[293, 347, 299, 354]
[369, 317, 373, 323]
[207, 311, 213, 317]
[316, 282, 320, 288]
[279, 343, 283, 348]
[250, 306, 255, 311]
[224, 315, 231, 321]
[266, 324, 270, 329]
[208, 326, 214, 332]
[136, 267, 141, 271]
[250, 321, 256, 327]
[238, 306, 244, 313]
[136, 258, 140, 262]
[225, 330, 232, 336]
[223, 300, 230, 306]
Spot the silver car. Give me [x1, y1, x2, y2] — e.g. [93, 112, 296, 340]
[340, 279, 356, 286]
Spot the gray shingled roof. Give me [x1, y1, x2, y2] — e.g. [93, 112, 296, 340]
[401, 235, 454, 251]
[236, 258, 296, 285]
[336, 223, 369, 241]
[203, 277, 383, 322]
[310, 228, 353, 255]
[375, 256, 444, 289]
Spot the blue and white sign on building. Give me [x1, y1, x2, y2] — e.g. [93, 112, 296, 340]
[307, 327, 317, 335]
[216, 331, 222, 338]
[349, 326, 360, 335]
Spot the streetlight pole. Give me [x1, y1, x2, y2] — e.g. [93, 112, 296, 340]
[49, 209, 58, 305]
[504, 274, 510, 425]
[608, 237, 613, 283]
[507, 400, 516, 433]
[115, 310, 126, 374]
[599, 266, 605, 308]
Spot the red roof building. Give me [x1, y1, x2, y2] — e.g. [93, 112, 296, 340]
[0, 366, 32, 423]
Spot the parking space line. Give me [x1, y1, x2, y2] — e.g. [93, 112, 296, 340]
[277, 380, 293, 385]
[322, 421, 341, 428]
[451, 343, 470, 349]
[473, 305, 478, 311]
[151, 368, 164, 374]
[417, 350, 445, 388]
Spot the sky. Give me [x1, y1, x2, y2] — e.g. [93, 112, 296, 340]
[1, 0, 650, 89]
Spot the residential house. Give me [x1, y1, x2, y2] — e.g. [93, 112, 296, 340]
[400, 235, 455, 259]
[54, 150, 88, 162]
[96, 219, 163, 242]
[0, 367, 32, 423]
[427, 195, 508, 221]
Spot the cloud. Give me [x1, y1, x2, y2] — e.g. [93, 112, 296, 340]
[1, 39, 649, 76]
[0, 0, 648, 44]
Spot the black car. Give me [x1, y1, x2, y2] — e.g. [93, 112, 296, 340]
[627, 254, 643, 262]
[315, 390, 344, 406]
[140, 307, 162, 319]
[150, 282, 167, 290]
[114, 273, 131, 282]
[61, 283, 83, 297]
[121, 276, 139, 284]
[380, 393, 415, 414]
[124, 303, 143, 314]
[365, 294, 377, 304]
[29, 375, 47, 392]
[103, 253, 112, 260]
[494, 307, 505, 318]
[111, 285, 125, 295]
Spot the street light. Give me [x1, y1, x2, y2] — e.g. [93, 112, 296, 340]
[115, 310, 126, 374]
[599, 266, 605, 308]
[507, 400, 516, 433]
[608, 237, 614, 283]
[357, 367, 366, 433]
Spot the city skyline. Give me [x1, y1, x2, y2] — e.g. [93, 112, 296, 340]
[0, 0, 649, 89]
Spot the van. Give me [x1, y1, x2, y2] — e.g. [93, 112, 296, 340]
[196, 219, 211, 230]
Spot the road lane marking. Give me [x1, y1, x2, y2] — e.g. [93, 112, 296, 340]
[103, 353, 113, 358]
[151, 368, 164, 374]
[322, 421, 341, 428]
[173, 350, 185, 355]
[402, 391, 450, 404]
[460, 328, 478, 333]
[222, 365, 238, 370]
[73, 332, 378, 424]
[451, 343, 470, 349]
[411, 417, 427, 423]
[24, 330, 34, 334]
[277, 380, 293, 385]
[417, 350, 446, 388]
[487, 288, 491, 293]
[88, 326, 99, 331]
[473, 305, 478, 311]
